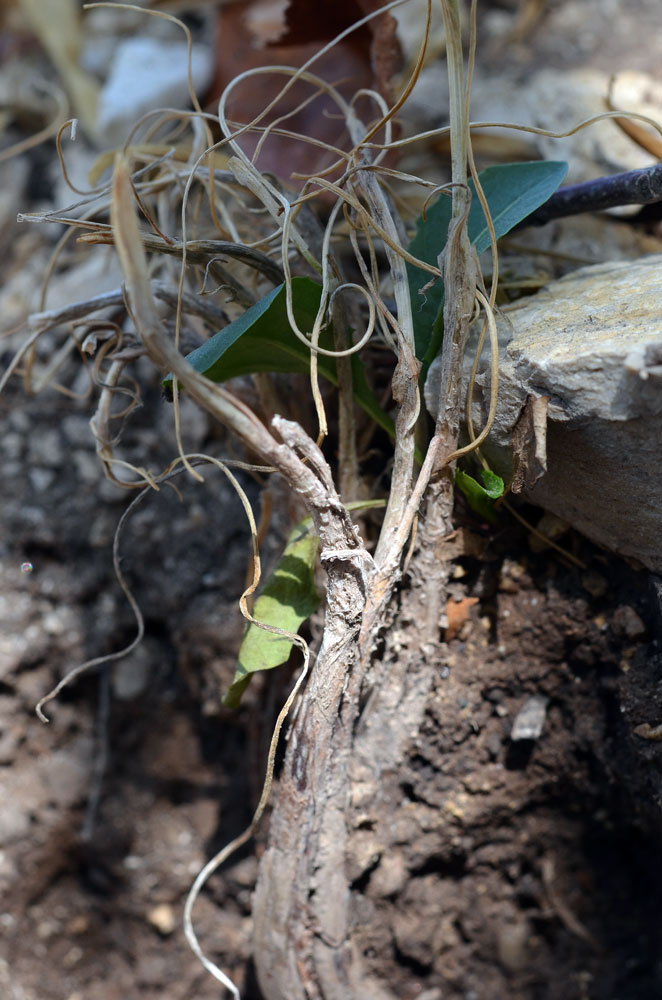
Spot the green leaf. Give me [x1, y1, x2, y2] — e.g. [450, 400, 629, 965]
[476, 467, 505, 499]
[407, 160, 568, 367]
[163, 277, 326, 385]
[163, 275, 396, 442]
[467, 160, 568, 256]
[455, 467, 505, 523]
[222, 520, 320, 709]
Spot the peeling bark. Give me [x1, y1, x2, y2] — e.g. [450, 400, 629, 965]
[252, 471, 460, 1000]
[253, 584, 387, 999]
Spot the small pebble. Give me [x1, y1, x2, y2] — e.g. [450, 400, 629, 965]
[612, 605, 647, 640]
[146, 903, 176, 936]
[511, 695, 548, 741]
[28, 468, 56, 492]
[66, 915, 90, 936]
[633, 722, 662, 741]
[97, 38, 214, 145]
[581, 570, 608, 598]
[528, 512, 569, 552]
[62, 946, 84, 968]
[497, 918, 530, 972]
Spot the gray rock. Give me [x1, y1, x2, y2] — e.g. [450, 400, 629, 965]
[511, 696, 549, 741]
[96, 38, 214, 146]
[426, 255, 662, 570]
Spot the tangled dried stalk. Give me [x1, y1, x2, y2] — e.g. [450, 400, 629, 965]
[8, 0, 660, 996]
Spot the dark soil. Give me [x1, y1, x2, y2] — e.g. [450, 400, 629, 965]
[2, 375, 662, 1000]
[2, 3, 662, 995]
[0, 377, 281, 1000]
[347, 540, 662, 1000]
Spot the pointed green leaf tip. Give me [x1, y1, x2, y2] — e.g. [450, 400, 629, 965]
[162, 275, 396, 443]
[407, 160, 568, 368]
[222, 520, 320, 709]
[456, 467, 505, 523]
[163, 277, 325, 386]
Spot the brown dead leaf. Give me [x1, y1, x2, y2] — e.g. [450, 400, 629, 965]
[445, 596, 479, 641]
[355, 0, 402, 100]
[271, 0, 401, 99]
[208, 0, 401, 181]
[511, 393, 549, 494]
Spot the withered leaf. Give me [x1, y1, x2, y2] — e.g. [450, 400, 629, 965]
[210, 0, 401, 179]
[277, 0, 402, 99]
[511, 394, 549, 494]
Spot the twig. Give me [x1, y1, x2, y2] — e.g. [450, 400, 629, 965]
[397, 0, 480, 643]
[78, 233, 286, 287]
[111, 154, 371, 573]
[518, 164, 662, 228]
[344, 107, 420, 570]
[111, 158, 306, 482]
[433, 0, 478, 466]
[330, 290, 359, 501]
[26, 283, 228, 336]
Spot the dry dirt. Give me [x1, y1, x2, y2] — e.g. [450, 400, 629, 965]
[1, 370, 661, 1000]
[2, 3, 662, 998]
[346, 531, 662, 1000]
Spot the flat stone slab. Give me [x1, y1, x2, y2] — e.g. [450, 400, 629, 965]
[427, 255, 662, 570]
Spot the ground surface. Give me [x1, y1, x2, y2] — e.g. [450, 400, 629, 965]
[1, 373, 661, 1000]
[347, 534, 662, 1000]
[2, 1, 662, 998]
